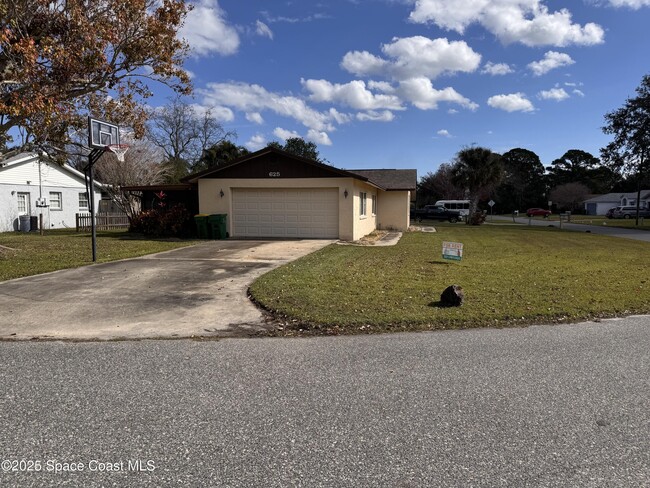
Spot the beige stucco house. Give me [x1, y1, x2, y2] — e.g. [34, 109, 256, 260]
[184, 146, 416, 241]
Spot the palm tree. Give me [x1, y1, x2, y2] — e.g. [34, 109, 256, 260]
[450, 146, 503, 222]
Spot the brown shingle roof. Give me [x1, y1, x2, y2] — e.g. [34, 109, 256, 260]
[347, 169, 417, 191]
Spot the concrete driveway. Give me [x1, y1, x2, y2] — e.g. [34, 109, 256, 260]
[0, 240, 332, 341]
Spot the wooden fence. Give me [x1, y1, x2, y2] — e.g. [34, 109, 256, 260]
[76, 213, 129, 232]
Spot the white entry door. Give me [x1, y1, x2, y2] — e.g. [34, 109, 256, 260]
[232, 188, 338, 238]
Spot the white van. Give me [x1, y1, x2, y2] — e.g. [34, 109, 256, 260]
[434, 200, 470, 217]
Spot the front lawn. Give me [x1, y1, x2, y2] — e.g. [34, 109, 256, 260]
[0, 229, 198, 281]
[250, 226, 650, 334]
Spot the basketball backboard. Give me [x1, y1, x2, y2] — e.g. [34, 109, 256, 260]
[88, 117, 120, 148]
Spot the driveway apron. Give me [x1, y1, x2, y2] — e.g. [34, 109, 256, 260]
[0, 240, 332, 341]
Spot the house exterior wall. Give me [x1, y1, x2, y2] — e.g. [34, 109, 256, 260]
[0, 158, 101, 232]
[377, 190, 411, 231]
[351, 180, 378, 241]
[198, 177, 394, 241]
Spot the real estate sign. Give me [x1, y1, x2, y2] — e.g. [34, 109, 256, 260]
[442, 241, 463, 261]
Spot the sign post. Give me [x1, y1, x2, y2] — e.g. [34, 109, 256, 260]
[488, 199, 495, 221]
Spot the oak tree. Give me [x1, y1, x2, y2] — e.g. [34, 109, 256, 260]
[602, 74, 650, 224]
[0, 0, 192, 160]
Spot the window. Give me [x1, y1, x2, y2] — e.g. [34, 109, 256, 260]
[49, 192, 62, 211]
[371, 194, 377, 215]
[79, 192, 89, 211]
[359, 192, 367, 217]
[17, 192, 30, 215]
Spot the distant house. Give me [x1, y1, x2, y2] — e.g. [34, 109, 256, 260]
[0, 152, 104, 232]
[583, 190, 650, 215]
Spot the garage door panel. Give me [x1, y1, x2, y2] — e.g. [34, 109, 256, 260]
[232, 188, 338, 238]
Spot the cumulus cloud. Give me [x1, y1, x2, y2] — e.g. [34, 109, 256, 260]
[528, 51, 575, 76]
[255, 20, 274, 40]
[538, 88, 570, 101]
[307, 129, 332, 146]
[356, 110, 395, 122]
[437, 129, 452, 137]
[245, 112, 264, 124]
[408, 0, 604, 47]
[199, 82, 337, 132]
[302, 79, 404, 111]
[273, 127, 301, 141]
[180, 0, 240, 56]
[482, 62, 514, 75]
[341, 36, 481, 80]
[398, 77, 479, 111]
[487, 93, 535, 112]
[245, 134, 267, 151]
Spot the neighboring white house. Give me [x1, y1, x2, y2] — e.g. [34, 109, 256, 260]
[0, 152, 103, 232]
[583, 190, 650, 215]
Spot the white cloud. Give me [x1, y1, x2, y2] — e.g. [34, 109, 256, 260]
[341, 36, 481, 80]
[255, 20, 274, 40]
[437, 129, 452, 137]
[356, 110, 395, 122]
[328, 108, 352, 125]
[273, 127, 301, 141]
[246, 112, 264, 124]
[341, 51, 388, 78]
[573, 89, 585, 97]
[408, 0, 604, 47]
[245, 134, 267, 151]
[487, 93, 535, 112]
[482, 62, 514, 75]
[199, 82, 336, 131]
[538, 88, 570, 101]
[605, 0, 650, 7]
[398, 77, 479, 111]
[180, 0, 240, 56]
[302, 79, 404, 110]
[306, 129, 332, 146]
[528, 51, 575, 76]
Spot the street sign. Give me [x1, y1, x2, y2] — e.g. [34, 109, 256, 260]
[488, 200, 495, 207]
[442, 241, 463, 261]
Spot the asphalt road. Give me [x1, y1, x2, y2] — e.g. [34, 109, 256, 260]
[494, 215, 650, 242]
[1, 317, 649, 487]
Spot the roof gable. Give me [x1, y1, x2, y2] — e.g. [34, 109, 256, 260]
[184, 147, 363, 183]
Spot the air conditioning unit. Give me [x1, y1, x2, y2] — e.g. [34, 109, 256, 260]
[35, 197, 48, 207]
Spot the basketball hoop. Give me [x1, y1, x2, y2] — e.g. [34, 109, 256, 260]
[106, 144, 130, 162]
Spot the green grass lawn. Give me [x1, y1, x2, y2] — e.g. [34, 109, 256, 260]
[250, 226, 650, 335]
[0, 229, 198, 282]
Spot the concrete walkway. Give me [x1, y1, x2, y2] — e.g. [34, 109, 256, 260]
[0, 239, 333, 341]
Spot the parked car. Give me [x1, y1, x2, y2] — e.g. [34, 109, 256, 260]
[612, 206, 650, 219]
[413, 205, 463, 223]
[605, 207, 617, 219]
[526, 208, 552, 217]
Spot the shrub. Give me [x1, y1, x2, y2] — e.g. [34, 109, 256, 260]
[129, 204, 192, 237]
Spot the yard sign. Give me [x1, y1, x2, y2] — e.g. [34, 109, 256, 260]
[442, 241, 463, 261]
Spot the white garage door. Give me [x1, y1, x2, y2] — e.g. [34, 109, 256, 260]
[232, 188, 339, 238]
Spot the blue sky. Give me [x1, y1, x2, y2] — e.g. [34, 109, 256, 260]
[170, 0, 650, 176]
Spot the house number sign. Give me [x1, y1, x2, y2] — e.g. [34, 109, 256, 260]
[269, 172, 281, 177]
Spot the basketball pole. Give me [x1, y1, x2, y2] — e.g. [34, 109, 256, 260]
[87, 148, 104, 262]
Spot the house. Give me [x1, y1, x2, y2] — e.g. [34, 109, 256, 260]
[183, 146, 417, 240]
[583, 190, 650, 215]
[0, 152, 103, 232]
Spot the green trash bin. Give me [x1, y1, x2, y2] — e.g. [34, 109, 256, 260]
[207, 214, 227, 240]
[194, 214, 210, 239]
